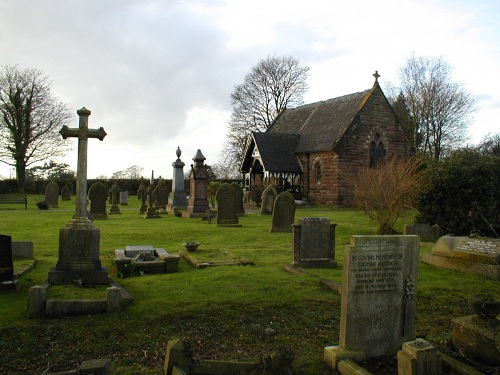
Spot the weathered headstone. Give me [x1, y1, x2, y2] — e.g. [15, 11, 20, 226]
[47, 107, 109, 285]
[45, 181, 59, 208]
[137, 181, 148, 214]
[231, 182, 245, 216]
[0, 234, 19, 291]
[184, 149, 210, 218]
[404, 223, 440, 243]
[292, 217, 337, 268]
[324, 235, 420, 371]
[169, 146, 188, 210]
[422, 236, 500, 280]
[119, 191, 128, 205]
[88, 182, 108, 220]
[145, 172, 160, 219]
[109, 183, 121, 214]
[216, 183, 241, 227]
[61, 185, 71, 201]
[260, 185, 278, 215]
[154, 178, 169, 211]
[270, 191, 295, 232]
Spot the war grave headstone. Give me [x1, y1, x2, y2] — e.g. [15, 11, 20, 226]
[0, 234, 20, 291]
[404, 223, 440, 243]
[119, 191, 128, 205]
[422, 236, 500, 280]
[183, 149, 211, 218]
[145, 173, 161, 219]
[270, 191, 296, 232]
[324, 235, 420, 371]
[231, 182, 245, 216]
[109, 183, 121, 214]
[45, 180, 59, 208]
[154, 178, 169, 212]
[260, 185, 277, 215]
[292, 217, 337, 268]
[88, 182, 109, 220]
[168, 146, 188, 211]
[216, 183, 241, 227]
[61, 184, 71, 201]
[47, 107, 109, 285]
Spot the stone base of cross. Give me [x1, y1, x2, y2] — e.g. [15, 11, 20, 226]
[48, 108, 109, 285]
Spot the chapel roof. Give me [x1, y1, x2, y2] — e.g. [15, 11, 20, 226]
[268, 87, 373, 152]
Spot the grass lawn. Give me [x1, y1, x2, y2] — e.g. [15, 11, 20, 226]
[0, 196, 498, 374]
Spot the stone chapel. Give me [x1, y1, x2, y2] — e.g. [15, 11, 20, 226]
[240, 72, 412, 206]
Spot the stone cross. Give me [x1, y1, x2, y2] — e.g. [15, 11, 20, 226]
[373, 70, 380, 83]
[60, 107, 106, 219]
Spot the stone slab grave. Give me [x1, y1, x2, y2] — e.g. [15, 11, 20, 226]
[291, 217, 337, 268]
[114, 245, 179, 277]
[0, 234, 20, 291]
[324, 235, 420, 371]
[422, 236, 500, 280]
[404, 223, 440, 242]
[180, 243, 253, 268]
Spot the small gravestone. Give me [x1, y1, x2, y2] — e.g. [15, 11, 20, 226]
[45, 181, 59, 208]
[0, 234, 20, 291]
[270, 191, 295, 232]
[324, 235, 420, 371]
[88, 182, 108, 220]
[155, 179, 169, 211]
[61, 185, 71, 201]
[292, 217, 337, 268]
[109, 183, 121, 214]
[216, 183, 241, 227]
[119, 191, 128, 205]
[231, 182, 245, 216]
[404, 223, 440, 242]
[260, 185, 277, 215]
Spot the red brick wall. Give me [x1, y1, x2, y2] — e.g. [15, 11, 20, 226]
[298, 85, 412, 206]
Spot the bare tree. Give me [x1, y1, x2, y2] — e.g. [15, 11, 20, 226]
[0, 65, 72, 191]
[222, 55, 310, 172]
[111, 165, 144, 179]
[391, 55, 476, 159]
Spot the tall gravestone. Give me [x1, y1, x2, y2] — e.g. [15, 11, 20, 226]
[216, 183, 241, 227]
[184, 149, 210, 217]
[260, 185, 277, 215]
[48, 107, 109, 285]
[109, 183, 121, 214]
[45, 181, 59, 208]
[88, 182, 108, 220]
[145, 172, 160, 219]
[231, 182, 245, 216]
[324, 235, 420, 371]
[292, 217, 337, 268]
[169, 147, 188, 210]
[137, 180, 148, 214]
[155, 178, 169, 211]
[270, 191, 296, 232]
[0, 234, 19, 291]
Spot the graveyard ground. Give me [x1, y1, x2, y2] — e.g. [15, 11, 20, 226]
[0, 196, 498, 374]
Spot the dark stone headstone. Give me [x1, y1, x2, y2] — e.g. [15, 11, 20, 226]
[404, 223, 440, 242]
[216, 183, 241, 227]
[88, 182, 109, 220]
[260, 185, 277, 215]
[231, 182, 245, 216]
[61, 185, 71, 201]
[0, 234, 20, 291]
[109, 183, 121, 215]
[155, 179, 169, 211]
[292, 217, 337, 268]
[185, 149, 210, 216]
[45, 181, 59, 208]
[270, 191, 295, 232]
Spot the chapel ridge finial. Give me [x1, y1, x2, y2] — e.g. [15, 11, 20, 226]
[373, 70, 380, 83]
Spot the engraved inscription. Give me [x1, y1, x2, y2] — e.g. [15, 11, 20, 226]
[351, 251, 403, 293]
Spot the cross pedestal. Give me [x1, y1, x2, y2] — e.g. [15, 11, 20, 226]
[48, 107, 109, 285]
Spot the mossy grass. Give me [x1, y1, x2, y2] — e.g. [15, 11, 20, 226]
[0, 195, 498, 374]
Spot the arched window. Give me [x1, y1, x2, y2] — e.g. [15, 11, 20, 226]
[315, 162, 322, 183]
[369, 134, 385, 168]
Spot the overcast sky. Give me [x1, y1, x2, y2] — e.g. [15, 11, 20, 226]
[1, 0, 499, 179]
